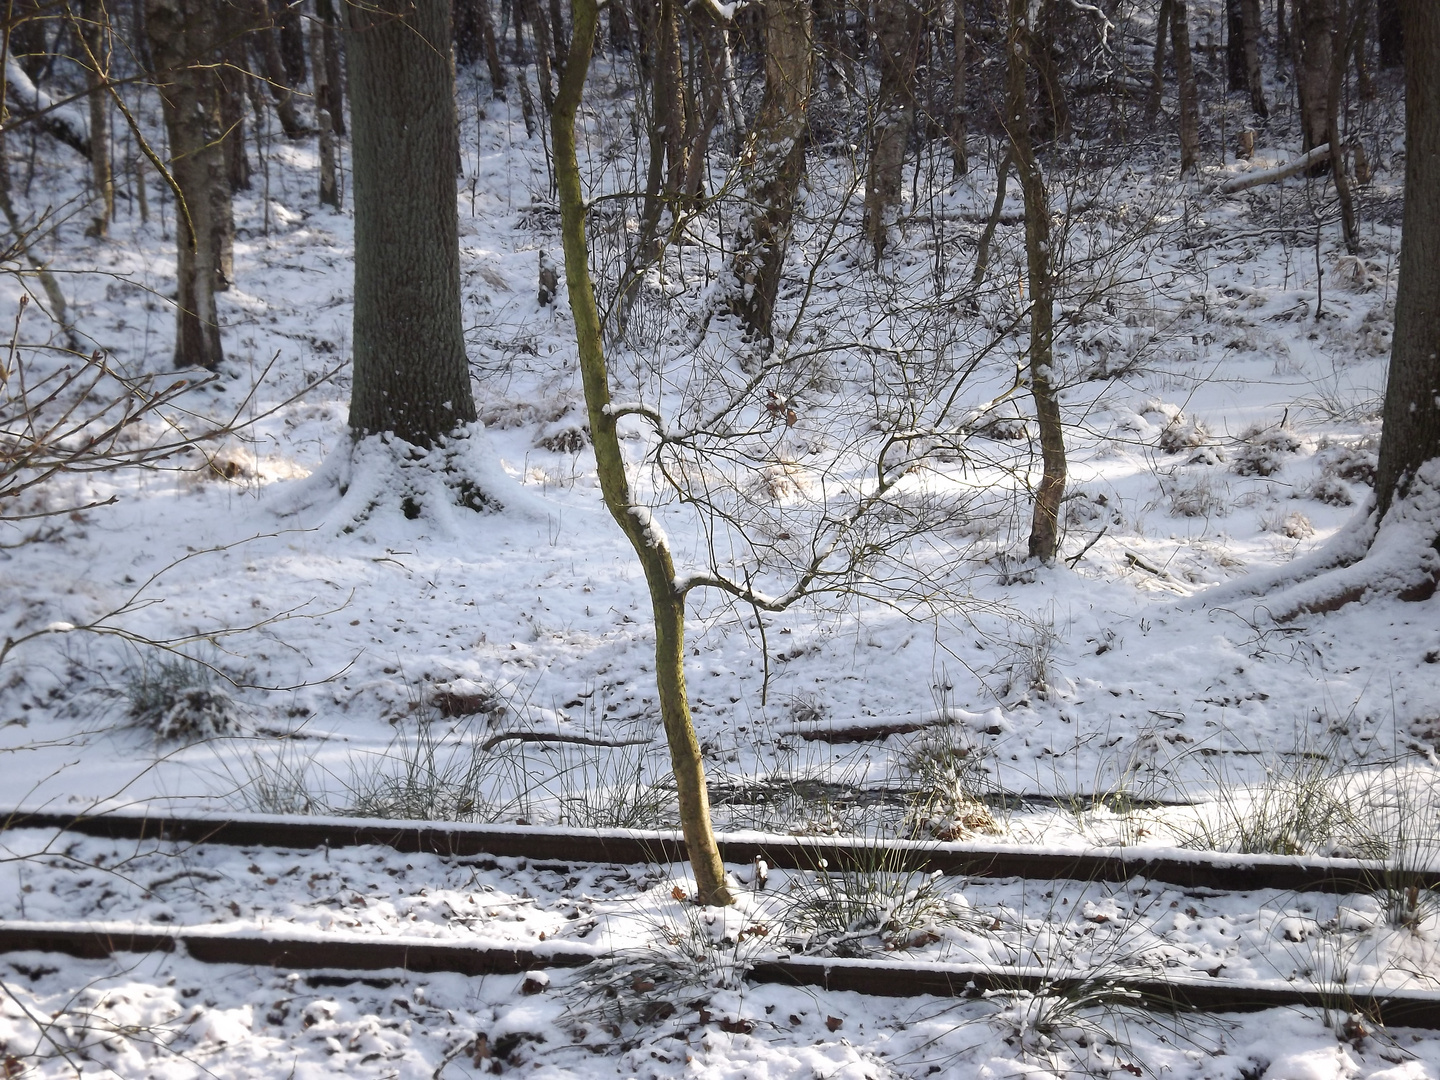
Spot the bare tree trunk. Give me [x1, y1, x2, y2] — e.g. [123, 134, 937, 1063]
[79, 0, 114, 237]
[547, 0, 568, 68]
[1240, 0, 1269, 116]
[1147, 0, 1171, 122]
[656, 0, 688, 202]
[454, 0, 483, 65]
[477, 0, 507, 94]
[147, 0, 229, 368]
[249, 0, 305, 138]
[1376, 0, 1402, 67]
[1031, 0, 1070, 142]
[310, 0, 339, 208]
[864, 0, 920, 264]
[215, 0, 253, 193]
[951, 0, 967, 176]
[971, 148, 1012, 285]
[320, 0, 345, 134]
[727, 0, 812, 345]
[1295, 0, 1335, 162]
[1329, 0, 1361, 251]
[526, 0, 557, 111]
[1171, 0, 1200, 174]
[609, 0, 632, 52]
[1003, 0, 1065, 562]
[1374, 0, 1439, 522]
[345, 0, 476, 445]
[277, 0, 306, 84]
[1226, 0, 1247, 89]
[552, 0, 733, 908]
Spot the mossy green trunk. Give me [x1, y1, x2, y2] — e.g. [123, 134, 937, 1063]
[552, 0, 732, 906]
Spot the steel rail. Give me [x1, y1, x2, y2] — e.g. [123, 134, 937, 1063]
[2, 920, 1438, 1028]
[3, 807, 1432, 893]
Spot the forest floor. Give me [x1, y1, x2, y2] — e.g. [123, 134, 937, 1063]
[1, 45, 1438, 1080]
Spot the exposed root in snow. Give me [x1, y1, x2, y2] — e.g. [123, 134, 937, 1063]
[265, 423, 549, 534]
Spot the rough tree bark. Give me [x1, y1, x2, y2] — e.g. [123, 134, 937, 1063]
[250, 0, 306, 138]
[1234, 0, 1440, 619]
[654, 0, 688, 202]
[1003, 0, 1065, 562]
[1240, 0, 1269, 117]
[1377, 0, 1402, 67]
[1031, 0, 1070, 143]
[864, 0, 921, 264]
[217, 4, 253, 194]
[1295, 0, 1335, 163]
[1373, 0, 1440, 532]
[727, 0, 812, 345]
[147, 0, 231, 369]
[1171, 0, 1200, 174]
[345, 0, 476, 445]
[552, 0, 733, 907]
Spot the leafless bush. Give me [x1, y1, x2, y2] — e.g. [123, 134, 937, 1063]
[0, 298, 333, 537]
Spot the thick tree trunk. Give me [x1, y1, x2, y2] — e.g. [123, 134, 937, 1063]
[476, 0, 507, 94]
[345, 0, 476, 445]
[727, 0, 812, 345]
[250, 0, 305, 138]
[147, 0, 230, 368]
[1003, 0, 1065, 562]
[277, 0, 307, 84]
[526, 0, 557, 111]
[79, 0, 114, 237]
[454, 0, 483, 65]
[1240, 0, 1268, 117]
[1031, 0, 1070, 143]
[655, 0, 687, 202]
[1226, 0, 1247, 89]
[1377, 0, 1402, 67]
[217, 17, 253, 193]
[1295, 0, 1334, 162]
[1171, 0, 1200, 174]
[1373, 0, 1440, 527]
[864, 0, 921, 264]
[552, 0, 732, 908]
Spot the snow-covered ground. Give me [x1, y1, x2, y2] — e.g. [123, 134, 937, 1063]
[1, 34, 1437, 1080]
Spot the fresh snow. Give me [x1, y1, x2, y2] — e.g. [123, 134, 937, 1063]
[0, 28, 1436, 1080]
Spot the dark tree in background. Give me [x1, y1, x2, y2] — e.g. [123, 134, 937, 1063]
[146, 0, 232, 370]
[345, 0, 476, 446]
[727, 0, 813, 345]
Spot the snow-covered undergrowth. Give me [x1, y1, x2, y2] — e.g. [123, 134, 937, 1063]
[1, 20, 1438, 1077]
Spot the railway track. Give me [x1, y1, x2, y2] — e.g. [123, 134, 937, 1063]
[4, 806, 1439, 1028]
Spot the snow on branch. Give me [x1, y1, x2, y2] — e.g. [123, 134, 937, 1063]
[1218, 144, 1332, 195]
[4, 56, 91, 158]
